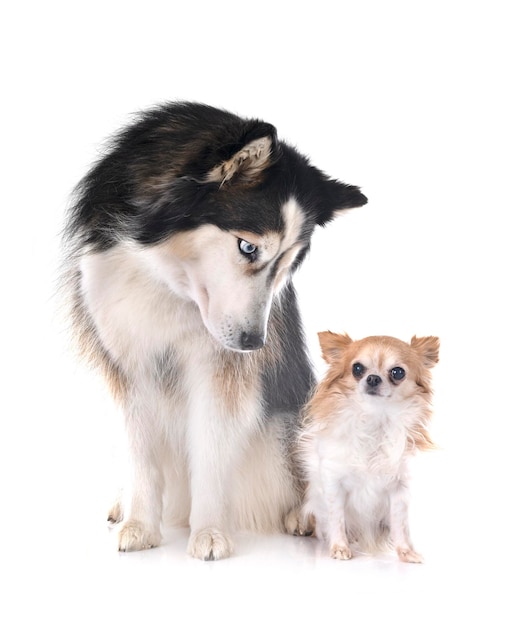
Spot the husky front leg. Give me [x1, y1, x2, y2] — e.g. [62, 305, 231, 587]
[115, 402, 165, 552]
[186, 382, 262, 561]
[186, 411, 239, 560]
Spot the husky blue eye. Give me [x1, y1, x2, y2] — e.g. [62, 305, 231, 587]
[390, 367, 406, 381]
[352, 363, 366, 378]
[238, 239, 258, 257]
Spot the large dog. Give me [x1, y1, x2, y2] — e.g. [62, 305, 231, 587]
[63, 102, 367, 560]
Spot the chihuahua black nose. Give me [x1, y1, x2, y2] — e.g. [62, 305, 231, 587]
[366, 374, 382, 388]
[240, 331, 265, 351]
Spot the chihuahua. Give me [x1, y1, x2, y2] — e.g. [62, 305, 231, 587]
[299, 332, 439, 563]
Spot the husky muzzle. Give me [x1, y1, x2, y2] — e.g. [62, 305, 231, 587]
[239, 330, 265, 351]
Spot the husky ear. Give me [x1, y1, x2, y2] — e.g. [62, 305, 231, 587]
[315, 177, 368, 226]
[318, 331, 353, 364]
[206, 132, 274, 187]
[410, 336, 440, 368]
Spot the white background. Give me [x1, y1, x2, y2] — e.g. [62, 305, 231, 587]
[2, 1, 509, 624]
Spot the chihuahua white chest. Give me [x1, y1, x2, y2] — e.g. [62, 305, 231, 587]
[323, 402, 409, 476]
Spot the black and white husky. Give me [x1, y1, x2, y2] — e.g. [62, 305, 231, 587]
[62, 102, 367, 560]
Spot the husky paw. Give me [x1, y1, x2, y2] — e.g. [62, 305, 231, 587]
[117, 520, 161, 552]
[330, 542, 352, 560]
[397, 547, 424, 563]
[285, 509, 315, 536]
[187, 528, 234, 561]
[107, 500, 123, 525]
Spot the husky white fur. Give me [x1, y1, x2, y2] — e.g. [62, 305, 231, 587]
[63, 102, 367, 559]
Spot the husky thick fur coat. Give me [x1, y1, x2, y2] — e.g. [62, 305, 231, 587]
[63, 102, 367, 559]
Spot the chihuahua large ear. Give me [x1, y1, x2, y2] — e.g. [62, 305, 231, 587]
[410, 336, 440, 368]
[206, 126, 275, 187]
[314, 177, 368, 226]
[318, 331, 353, 364]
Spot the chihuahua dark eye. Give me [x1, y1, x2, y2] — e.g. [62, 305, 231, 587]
[390, 367, 406, 381]
[352, 363, 366, 379]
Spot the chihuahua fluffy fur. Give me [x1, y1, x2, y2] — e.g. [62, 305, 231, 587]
[299, 332, 439, 563]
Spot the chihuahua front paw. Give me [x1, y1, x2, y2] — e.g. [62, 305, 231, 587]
[187, 528, 234, 561]
[330, 542, 352, 560]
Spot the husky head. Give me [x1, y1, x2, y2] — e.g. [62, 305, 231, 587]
[72, 103, 368, 352]
[149, 197, 315, 351]
[142, 133, 366, 351]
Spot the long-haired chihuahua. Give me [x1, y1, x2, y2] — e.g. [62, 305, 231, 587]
[299, 332, 439, 563]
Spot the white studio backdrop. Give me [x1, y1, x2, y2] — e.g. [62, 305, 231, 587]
[1, 1, 509, 623]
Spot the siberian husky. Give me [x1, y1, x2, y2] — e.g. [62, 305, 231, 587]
[62, 102, 367, 559]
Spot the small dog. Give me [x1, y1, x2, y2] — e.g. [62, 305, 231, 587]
[62, 102, 367, 560]
[299, 331, 439, 563]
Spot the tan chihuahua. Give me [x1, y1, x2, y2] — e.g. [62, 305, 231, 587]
[299, 332, 439, 563]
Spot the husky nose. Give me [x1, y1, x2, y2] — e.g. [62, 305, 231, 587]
[366, 374, 382, 388]
[240, 331, 265, 351]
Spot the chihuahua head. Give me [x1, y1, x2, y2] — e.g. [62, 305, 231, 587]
[317, 332, 440, 402]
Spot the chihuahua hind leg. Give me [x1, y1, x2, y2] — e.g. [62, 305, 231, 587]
[396, 546, 424, 563]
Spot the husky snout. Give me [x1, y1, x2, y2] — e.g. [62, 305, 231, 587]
[219, 312, 269, 352]
[193, 281, 271, 352]
[240, 331, 265, 351]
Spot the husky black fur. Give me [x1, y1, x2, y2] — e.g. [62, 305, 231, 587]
[63, 101, 367, 559]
